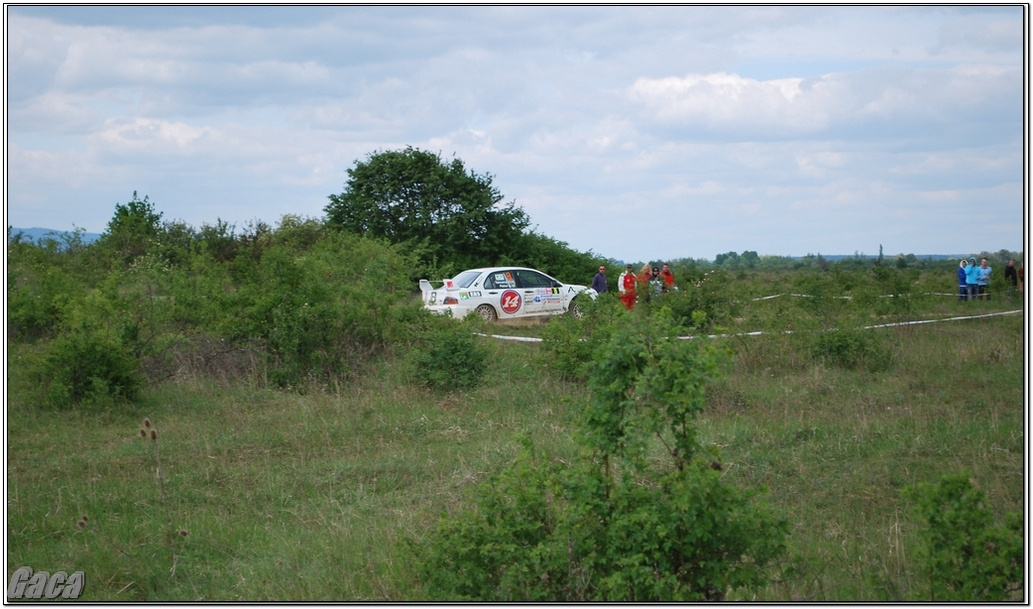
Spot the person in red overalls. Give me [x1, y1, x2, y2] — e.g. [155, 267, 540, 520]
[619, 264, 637, 310]
[660, 263, 676, 293]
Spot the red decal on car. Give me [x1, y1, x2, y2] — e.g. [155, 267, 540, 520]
[500, 290, 522, 314]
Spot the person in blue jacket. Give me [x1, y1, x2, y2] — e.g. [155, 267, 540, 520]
[957, 259, 968, 301]
[964, 257, 980, 300]
[976, 257, 992, 300]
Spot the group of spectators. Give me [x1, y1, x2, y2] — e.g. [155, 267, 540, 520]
[957, 257, 1023, 301]
[591, 263, 676, 310]
[593, 256, 1024, 309]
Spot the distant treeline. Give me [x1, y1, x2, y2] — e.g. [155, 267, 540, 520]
[10, 226, 1018, 272]
[628, 247, 1022, 275]
[8, 227, 101, 244]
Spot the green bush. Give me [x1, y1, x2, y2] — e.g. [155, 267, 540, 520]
[869, 264, 919, 316]
[6, 236, 92, 341]
[787, 271, 857, 326]
[96, 192, 164, 266]
[538, 295, 614, 381]
[410, 320, 489, 392]
[659, 270, 738, 332]
[417, 445, 787, 601]
[31, 300, 140, 408]
[595, 462, 788, 601]
[226, 230, 420, 388]
[7, 262, 76, 341]
[413, 438, 573, 601]
[905, 474, 1023, 601]
[413, 310, 788, 601]
[810, 328, 892, 372]
[582, 308, 717, 465]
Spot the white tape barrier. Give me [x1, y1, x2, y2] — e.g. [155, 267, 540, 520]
[477, 309, 1023, 343]
[473, 333, 543, 343]
[752, 292, 974, 301]
[860, 309, 1022, 330]
[752, 293, 846, 300]
[679, 309, 1023, 341]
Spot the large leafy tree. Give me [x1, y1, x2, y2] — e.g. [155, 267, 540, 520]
[324, 147, 530, 275]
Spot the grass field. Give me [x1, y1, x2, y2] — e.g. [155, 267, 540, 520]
[6, 287, 1026, 601]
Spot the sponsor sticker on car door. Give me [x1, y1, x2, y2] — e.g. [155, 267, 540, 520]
[537, 287, 565, 313]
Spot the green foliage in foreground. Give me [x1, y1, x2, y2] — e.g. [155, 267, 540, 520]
[409, 317, 489, 392]
[414, 310, 789, 601]
[6, 299, 1023, 601]
[415, 441, 787, 601]
[906, 474, 1023, 601]
[31, 298, 141, 408]
[538, 293, 612, 381]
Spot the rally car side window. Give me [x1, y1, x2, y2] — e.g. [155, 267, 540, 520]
[484, 271, 517, 290]
[453, 271, 482, 289]
[516, 270, 553, 288]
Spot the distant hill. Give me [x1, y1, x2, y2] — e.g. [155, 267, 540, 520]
[8, 227, 101, 245]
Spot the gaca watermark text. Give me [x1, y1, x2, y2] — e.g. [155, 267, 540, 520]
[7, 567, 85, 600]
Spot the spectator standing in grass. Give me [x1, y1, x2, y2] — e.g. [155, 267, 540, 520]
[1004, 259, 1017, 293]
[618, 264, 632, 293]
[592, 265, 608, 294]
[619, 264, 637, 310]
[976, 258, 992, 300]
[660, 263, 676, 293]
[965, 257, 980, 300]
[957, 259, 969, 301]
[650, 266, 663, 295]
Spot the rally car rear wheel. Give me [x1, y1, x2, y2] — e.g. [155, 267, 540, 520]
[475, 304, 498, 322]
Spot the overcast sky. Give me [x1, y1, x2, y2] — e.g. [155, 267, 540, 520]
[5, 5, 1026, 262]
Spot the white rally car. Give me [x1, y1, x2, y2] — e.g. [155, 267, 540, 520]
[419, 267, 597, 322]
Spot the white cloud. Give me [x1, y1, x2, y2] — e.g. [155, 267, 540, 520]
[629, 61, 1020, 144]
[629, 73, 817, 129]
[795, 150, 845, 179]
[94, 117, 209, 152]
